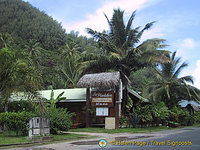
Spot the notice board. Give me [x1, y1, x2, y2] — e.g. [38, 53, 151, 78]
[91, 91, 114, 107]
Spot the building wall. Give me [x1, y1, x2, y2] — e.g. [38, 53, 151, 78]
[57, 102, 86, 124]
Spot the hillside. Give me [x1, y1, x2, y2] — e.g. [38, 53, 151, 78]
[0, 0, 66, 50]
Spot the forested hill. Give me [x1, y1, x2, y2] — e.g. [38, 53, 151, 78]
[0, 0, 66, 50]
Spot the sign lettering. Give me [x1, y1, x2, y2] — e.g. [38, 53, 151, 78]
[91, 91, 114, 107]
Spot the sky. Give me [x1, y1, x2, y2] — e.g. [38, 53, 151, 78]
[24, 0, 200, 89]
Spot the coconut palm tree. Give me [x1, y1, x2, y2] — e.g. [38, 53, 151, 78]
[0, 33, 13, 49]
[0, 48, 42, 111]
[60, 41, 81, 59]
[82, 9, 169, 115]
[24, 39, 43, 69]
[84, 9, 169, 77]
[144, 52, 194, 108]
[59, 41, 82, 88]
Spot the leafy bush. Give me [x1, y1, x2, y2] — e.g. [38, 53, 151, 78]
[135, 105, 153, 126]
[0, 111, 36, 135]
[7, 100, 35, 112]
[46, 107, 74, 134]
[178, 109, 191, 126]
[119, 116, 129, 127]
[131, 102, 170, 127]
[128, 112, 140, 128]
[152, 102, 170, 125]
[170, 106, 192, 126]
[194, 111, 200, 123]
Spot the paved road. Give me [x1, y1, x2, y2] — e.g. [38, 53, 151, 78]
[90, 127, 200, 150]
[5, 127, 200, 150]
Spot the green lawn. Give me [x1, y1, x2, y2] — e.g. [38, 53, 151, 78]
[69, 126, 171, 134]
[69, 123, 200, 134]
[0, 131, 89, 146]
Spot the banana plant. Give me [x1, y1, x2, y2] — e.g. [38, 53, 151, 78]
[49, 89, 66, 108]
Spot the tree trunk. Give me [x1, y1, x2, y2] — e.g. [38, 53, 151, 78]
[4, 95, 9, 112]
[122, 86, 128, 115]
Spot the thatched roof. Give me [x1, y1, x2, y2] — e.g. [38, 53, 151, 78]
[77, 71, 129, 88]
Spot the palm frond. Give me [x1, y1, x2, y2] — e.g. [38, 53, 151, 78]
[179, 75, 194, 84]
[125, 10, 136, 36]
[135, 21, 156, 42]
[171, 62, 188, 79]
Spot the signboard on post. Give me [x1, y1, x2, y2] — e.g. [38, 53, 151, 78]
[91, 91, 114, 107]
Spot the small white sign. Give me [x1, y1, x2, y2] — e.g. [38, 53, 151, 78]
[96, 107, 108, 116]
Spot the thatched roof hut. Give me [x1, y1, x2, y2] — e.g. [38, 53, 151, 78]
[77, 71, 129, 88]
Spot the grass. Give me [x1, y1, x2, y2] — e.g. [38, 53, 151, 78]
[69, 123, 200, 134]
[69, 126, 171, 134]
[1, 123, 199, 147]
[0, 131, 89, 146]
[189, 123, 200, 127]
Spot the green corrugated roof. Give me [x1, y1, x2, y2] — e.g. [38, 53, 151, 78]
[9, 88, 86, 102]
[128, 88, 149, 103]
[39, 88, 86, 102]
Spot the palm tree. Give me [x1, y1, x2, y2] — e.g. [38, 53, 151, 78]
[82, 9, 169, 115]
[59, 41, 82, 88]
[60, 41, 81, 59]
[84, 9, 169, 77]
[144, 52, 194, 108]
[0, 48, 42, 111]
[24, 39, 43, 69]
[0, 33, 14, 49]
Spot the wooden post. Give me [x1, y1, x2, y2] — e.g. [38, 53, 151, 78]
[86, 88, 90, 128]
[115, 86, 120, 129]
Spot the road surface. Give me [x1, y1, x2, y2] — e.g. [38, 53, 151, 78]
[5, 127, 200, 150]
[90, 127, 200, 150]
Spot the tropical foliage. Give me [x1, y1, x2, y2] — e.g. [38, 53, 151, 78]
[0, 0, 199, 130]
[144, 52, 195, 108]
[45, 107, 74, 134]
[44, 90, 73, 134]
[0, 0, 66, 50]
[84, 9, 169, 77]
[0, 48, 42, 111]
[0, 111, 36, 135]
[48, 90, 66, 108]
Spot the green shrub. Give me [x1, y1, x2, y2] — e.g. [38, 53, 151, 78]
[179, 109, 192, 126]
[128, 112, 140, 128]
[170, 106, 192, 126]
[194, 111, 200, 123]
[46, 107, 74, 134]
[132, 102, 170, 127]
[119, 116, 129, 127]
[0, 111, 36, 135]
[7, 100, 35, 112]
[152, 102, 170, 125]
[135, 105, 153, 126]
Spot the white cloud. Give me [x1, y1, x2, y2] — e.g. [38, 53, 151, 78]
[181, 38, 197, 49]
[140, 25, 164, 42]
[172, 38, 200, 89]
[63, 0, 160, 36]
[192, 60, 200, 89]
[174, 38, 199, 60]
